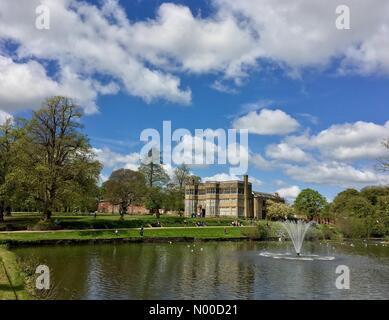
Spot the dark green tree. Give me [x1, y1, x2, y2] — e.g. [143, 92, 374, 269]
[294, 188, 327, 220]
[13, 96, 101, 220]
[103, 169, 146, 220]
[360, 186, 389, 206]
[144, 187, 164, 218]
[0, 118, 18, 221]
[331, 188, 360, 218]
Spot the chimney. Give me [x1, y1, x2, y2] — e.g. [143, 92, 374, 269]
[243, 174, 249, 218]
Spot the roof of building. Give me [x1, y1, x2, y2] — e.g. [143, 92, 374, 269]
[253, 191, 283, 200]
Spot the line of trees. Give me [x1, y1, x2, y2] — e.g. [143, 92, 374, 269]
[0, 96, 200, 222]
[102, 162, 199, 219]
[266, 186, 389, 238]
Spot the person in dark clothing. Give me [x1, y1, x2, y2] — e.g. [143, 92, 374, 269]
[140, 226, 144, 237]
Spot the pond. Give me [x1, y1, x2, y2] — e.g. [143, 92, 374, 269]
[14, 241, 389, 300]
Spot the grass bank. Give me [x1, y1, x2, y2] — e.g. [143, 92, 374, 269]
[0, 213, 246, 231]
[0, 221, 342, 247]
[0, 246, 29, 300]
[0, 226, 254, 246]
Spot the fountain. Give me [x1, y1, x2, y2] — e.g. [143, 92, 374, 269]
[259, 220, 335, 261]
[282, 220, 312, 256]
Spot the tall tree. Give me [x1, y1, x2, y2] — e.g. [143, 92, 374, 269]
[103, 169, 146, 220]
[144, 187, 164, 218]
[0, 118, 18, 222]
[173, 164, 190, 192]
[139, 150, 169, 188]
[294, 188, 327, 221]
[14, 96, 101, 220]
[331, 188, 360, 218]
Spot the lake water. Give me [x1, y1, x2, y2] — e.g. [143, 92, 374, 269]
[14, 241, 389, 300]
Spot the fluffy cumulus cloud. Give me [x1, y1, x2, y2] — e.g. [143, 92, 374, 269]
[0, 0, 191, 113]
[249, 153, 274, 171]
[0, 109, 13, 125]
[93, 147, 140, 171]
[282, 121, 389, 161]
[266, 143, 310, 162]
[233, 109, 300, 135]
[0, 56, 110, 113]
[284, 161, 389, 187]
[1, 0, 389, 112]
[276, 186, 301, 200]
[215, 0, 389, 74]
[130, 3, 257, 77]
[248, 118, 389, 187]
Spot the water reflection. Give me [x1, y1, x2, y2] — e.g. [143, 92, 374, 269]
[14, 241, 389, 300]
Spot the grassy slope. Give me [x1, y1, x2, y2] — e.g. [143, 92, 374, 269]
[0, 226, 253, 243]
[0, 247, 29, 300]
[0, 213, 244, 231]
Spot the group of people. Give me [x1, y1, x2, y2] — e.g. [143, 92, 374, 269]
[191, 212, 206, 218]
[231, 220, 242, 227]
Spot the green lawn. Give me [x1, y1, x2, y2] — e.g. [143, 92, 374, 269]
[0, 226, 254, 243]
[0, 213, 247, 231]
[0, 247, 29, 300]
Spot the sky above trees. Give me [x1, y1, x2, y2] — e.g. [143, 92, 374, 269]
[1, 0, 389, 201]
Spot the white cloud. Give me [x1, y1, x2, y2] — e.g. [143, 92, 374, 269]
[0, 0, 191, 112]
[284, 161, 389, 187]
[249, 153, 274, 171]
[266, 143, 310, 162]
[0, 109, 13, 125]
[1, 0, 388, 113]
[233, 109, 300, 135]
[93, 147, 140, 171]
[215, 0, 389, 74]
[0, 56, 111, 113]
[285, 121, 389, 161]
[276, 186, 301, 200]
[131, 3, 257, 78]
[312, 121, 389, 160]
[210, 80, 238, 94]
[203, 173, 239, 182]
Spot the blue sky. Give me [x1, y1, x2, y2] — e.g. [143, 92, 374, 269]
[1, 0, 389, 201]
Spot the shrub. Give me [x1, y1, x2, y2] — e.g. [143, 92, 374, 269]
[337, 217, 368, 239]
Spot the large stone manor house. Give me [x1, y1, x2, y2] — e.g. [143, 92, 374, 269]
[184, 175, 284, 218]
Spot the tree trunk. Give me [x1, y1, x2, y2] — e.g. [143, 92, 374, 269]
[119, 204, 126, 221]
[43, 202, 52, 220]
[46, 209, 52, 220]
[0, 205, 4, 223]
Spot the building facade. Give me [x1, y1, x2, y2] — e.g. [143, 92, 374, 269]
[184, 175, 284, 218]
[97, 201, 149, 214]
